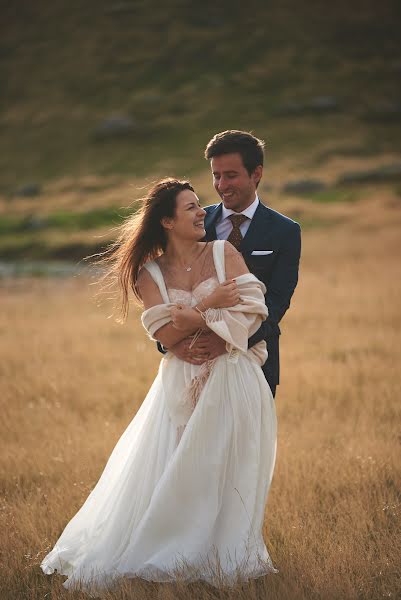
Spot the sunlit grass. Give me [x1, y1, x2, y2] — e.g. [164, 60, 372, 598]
[1, 195, 400, 599]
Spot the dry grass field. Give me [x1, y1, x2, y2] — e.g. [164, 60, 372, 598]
[1, 190, 400, 599]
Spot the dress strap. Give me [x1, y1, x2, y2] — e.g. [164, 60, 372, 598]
[212, 239, 226, 283]
[143, 261, 170, 303]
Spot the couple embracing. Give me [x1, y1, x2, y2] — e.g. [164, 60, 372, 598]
[41, 130, 301, 592]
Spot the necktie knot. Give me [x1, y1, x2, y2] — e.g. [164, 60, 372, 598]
[228, 214, 248, 228]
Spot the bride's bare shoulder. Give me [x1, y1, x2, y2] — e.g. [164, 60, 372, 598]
[137, 265, 163, 308]
[223, 241, 249, 278]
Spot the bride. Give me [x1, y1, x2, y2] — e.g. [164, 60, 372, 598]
[40, 178, 277, 593]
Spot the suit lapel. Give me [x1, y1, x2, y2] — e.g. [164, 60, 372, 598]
[204, 203, 222, 241]
[204, 201, 273, 249]
[240, 201, 272, 252]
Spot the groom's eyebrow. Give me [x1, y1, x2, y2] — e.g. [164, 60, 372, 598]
[212, 169, 238, 175]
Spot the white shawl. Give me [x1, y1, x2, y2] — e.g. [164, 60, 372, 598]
[141, 273, 268, 367]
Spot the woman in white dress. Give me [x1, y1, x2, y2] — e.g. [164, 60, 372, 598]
[41, 178, 277, 593]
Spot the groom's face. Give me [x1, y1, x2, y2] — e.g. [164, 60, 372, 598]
[211, 152, 262, 212]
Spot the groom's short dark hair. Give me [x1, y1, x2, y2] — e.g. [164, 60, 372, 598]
[204, 130, 265, 176]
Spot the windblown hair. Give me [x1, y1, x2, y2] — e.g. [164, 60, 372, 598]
[204, 130, 265, 176]
[94, 178, 194, 320]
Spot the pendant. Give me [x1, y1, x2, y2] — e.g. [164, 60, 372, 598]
[186, 267, 192, 272]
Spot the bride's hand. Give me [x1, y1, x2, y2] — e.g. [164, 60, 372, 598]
[171, 305, 202, 331]
[203, 280, 241, 309]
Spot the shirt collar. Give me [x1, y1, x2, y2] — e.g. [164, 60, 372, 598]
[221, 194, 259, 222]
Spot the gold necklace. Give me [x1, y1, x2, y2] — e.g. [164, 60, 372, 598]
[182, 243, 207, 272]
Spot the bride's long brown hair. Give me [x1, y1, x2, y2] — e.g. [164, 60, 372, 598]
[94, 178, 194, 320]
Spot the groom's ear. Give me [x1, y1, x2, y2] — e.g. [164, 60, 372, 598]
[252, 165, 263, 187]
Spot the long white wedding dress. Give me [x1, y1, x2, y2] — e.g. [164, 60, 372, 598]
[41, 240, 277, 593]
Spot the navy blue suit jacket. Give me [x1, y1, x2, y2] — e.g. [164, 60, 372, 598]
[204, 200, 301, 390]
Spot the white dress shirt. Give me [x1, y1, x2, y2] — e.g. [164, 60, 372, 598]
[215, 194, 260, 240]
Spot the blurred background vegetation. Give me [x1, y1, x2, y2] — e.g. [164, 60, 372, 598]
[1, 0, 400, 264]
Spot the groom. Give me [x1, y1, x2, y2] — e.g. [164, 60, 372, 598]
[170, 130, 301, 397]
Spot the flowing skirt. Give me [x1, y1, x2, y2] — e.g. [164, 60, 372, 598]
[41, 353, 277, 593]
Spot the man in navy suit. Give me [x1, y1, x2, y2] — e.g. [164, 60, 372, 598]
[169, 130, 301, 397]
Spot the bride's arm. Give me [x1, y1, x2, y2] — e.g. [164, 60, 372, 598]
[169, 280, 241, 331]
[168, 245, 246, 332]
[197, 242, 268, 353]
[137, 268, 200, 348]
[171, 243, 262, 362]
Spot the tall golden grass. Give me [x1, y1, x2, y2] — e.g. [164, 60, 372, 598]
[1, 192, 400, 599]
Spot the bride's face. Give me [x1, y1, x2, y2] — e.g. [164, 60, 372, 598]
[163, 190, 206, 241]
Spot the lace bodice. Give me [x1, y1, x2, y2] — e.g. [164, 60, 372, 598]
[167, 276, 220, 306]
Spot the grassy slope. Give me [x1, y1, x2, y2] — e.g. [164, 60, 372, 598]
[1, 1, 401, 185]
[1, 1, 401, 259]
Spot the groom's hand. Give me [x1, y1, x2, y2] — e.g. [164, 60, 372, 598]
[169, 332, 227, 364]
[196, 332, 227, 361]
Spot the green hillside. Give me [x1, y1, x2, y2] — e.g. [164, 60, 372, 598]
[1, 1, 401, 261]
[2, 1, 400, 186]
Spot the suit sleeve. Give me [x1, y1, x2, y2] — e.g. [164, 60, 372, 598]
[248, 222, 301, 347]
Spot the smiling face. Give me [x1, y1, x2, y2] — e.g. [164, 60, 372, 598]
[162, 189, 206, 241]
[211, 152, 262, 212]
